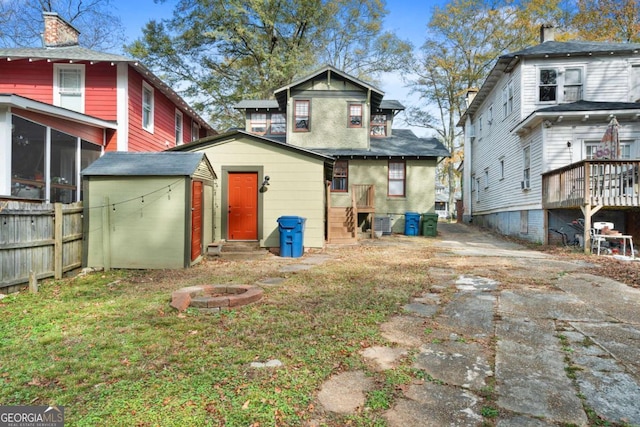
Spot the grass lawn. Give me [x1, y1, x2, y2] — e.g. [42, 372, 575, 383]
[0, 239, 439, 426]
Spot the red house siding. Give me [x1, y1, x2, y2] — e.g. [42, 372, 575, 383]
[15, 108, 104, 145]
[0, 61, 54, 103]
[127, 68, 194, 152]
[85, 63, 117, 120]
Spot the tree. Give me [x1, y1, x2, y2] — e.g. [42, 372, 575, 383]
[573, 0, 640, 42]
[127, 0, 412, 130]
[405, 0, 569, 219]
[0, 0, 125, 51]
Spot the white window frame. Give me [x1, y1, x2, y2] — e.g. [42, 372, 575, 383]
[585, 140, 633, 160]
[53, 64, 85, 113]
[475, 178, 481, 202]
[484, 168, 489, 189]
[487, 104, 493, 128]
[478, 114, 483, 136]
[175, 109, 183, 146]
[522, 146, 531, 190]
[502, 81, 513, 117]
[142, 81, 154, 133]
[191, 121, 200, 142]
[499, 158, 505, 180]
[538, 66, 584, 104]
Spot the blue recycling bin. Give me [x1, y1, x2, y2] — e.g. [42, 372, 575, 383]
[404, 212, 421, 236]
[277, 216, 306, 257]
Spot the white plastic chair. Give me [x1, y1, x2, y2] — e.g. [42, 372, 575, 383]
[591, 222, 614, 255]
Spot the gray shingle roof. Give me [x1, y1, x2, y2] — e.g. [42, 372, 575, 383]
[0, 45, 132, 63]
[312, 129, 450, 158]
[82, 152, 212, 176]
[537, 100, 640, 112]
[234, 99, 405, 111]
[505, 41, 640, 59]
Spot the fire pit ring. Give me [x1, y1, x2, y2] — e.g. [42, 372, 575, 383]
[170, 284, 263, 312]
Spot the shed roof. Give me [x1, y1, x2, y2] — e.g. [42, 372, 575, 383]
[82, 152, 215, 177]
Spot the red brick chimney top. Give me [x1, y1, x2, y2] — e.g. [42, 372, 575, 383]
[43, 12, 80, 47]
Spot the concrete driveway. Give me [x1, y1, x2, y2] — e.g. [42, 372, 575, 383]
[316, 222, 640, 426]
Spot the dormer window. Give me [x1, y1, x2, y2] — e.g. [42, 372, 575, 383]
[270, 113, 286, 134]
[251, 113, 267, 134]
[294, 100, 310, 132]
[349, 104, 363, 128]
[371, 114, 386, 137]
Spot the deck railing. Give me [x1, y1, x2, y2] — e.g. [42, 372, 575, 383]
[542, 160, 640, 208]
[352, 184, 375, 211]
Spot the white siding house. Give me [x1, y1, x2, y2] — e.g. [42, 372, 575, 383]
[461, 30, 640, 247]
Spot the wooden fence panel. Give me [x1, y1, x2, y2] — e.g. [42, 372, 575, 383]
[0, 201, 83, 292]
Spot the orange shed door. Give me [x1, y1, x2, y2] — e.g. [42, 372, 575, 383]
[227, 172, 258, 240]
[191, 180, 203, 261]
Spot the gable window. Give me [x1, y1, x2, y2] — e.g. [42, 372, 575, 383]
[251, 113, 267, 134]
[270, 113, 286, 134]
[332, 160, 348, 192]
[539, 67, 583, 103]
[142, 82, 154, 132]
[54, 64, 85, 113]
[191, 121, 200, 142]
[349, 104, 363, 128]
[175, 110, 183, 145]
[371, 114, 387, 137]
[294, 100, 310, 131]
[388, 161, 405, 197]
[502, 81, 513, 117]
[522, 146, 531, 190]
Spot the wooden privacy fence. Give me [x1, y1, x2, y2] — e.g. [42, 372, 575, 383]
[0, 201, 83, 292]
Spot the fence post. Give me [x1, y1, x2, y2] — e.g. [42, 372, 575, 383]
[102, 196, 111, 271]
[54, 203, 63, 279]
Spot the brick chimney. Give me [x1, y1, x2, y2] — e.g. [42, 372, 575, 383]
[540, 24, 555, 43]
[42, 12, 80, 47]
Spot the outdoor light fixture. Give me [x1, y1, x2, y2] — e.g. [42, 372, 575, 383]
[261, 176, 270, 187]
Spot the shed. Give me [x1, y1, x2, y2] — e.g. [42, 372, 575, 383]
[82, 152, 216, 269]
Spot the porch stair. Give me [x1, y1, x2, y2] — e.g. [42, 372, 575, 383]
[207, 241, 269, 260]
[327, 207, 357, 244]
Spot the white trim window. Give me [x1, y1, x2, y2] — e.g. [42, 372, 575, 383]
[522, 146, 531, 190]
[53, 64, 85, 113]
[175, 110, 183, 145]
[484, 168, 489, 188]
[538, 67, 583, 103]
[250, 113, 267, 134]
[585, 140, 633, 160]
[191, 121, 200, 142]
[502, 81, 513, 117]
[142, 81, 154, 132]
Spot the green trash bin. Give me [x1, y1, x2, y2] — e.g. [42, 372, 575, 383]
[421, 213, 439, 237]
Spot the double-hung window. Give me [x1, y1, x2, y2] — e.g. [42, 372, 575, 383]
[332, 160, 348, 192]
[371, 114, 387, 137]
[142, 82, 154, 132]
[294, 100, 310, 131]
[502, 81, 513, 117]
[349, 104, 363, 128]
[270, 113, 286, 134]
[175, 110, 183, 145]
[585, 141, 632, 159]
[54, 64, 85, 113]
[191, 121, 200, 142]
[250, 113, 267, 134]
[388, 161, 405, 197]
[522, 146, 531, 190]
[539, 67, 583, 103]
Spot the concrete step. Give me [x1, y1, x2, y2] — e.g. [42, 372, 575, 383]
[207, 241, 269, 260]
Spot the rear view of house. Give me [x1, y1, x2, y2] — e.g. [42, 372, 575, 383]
[460, 26, 640, 247]
[0, 12, 214, 204]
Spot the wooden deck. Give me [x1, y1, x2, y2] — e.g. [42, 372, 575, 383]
[542, 160, 640, 209]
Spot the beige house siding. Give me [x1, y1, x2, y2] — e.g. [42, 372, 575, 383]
[184, 135, 327, 249]
[86, 176, 189, 269]
[330, 159, 438, 233]
[287, 92, 370, 151]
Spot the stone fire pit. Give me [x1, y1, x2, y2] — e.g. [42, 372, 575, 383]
[170, 284, 263, 312]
